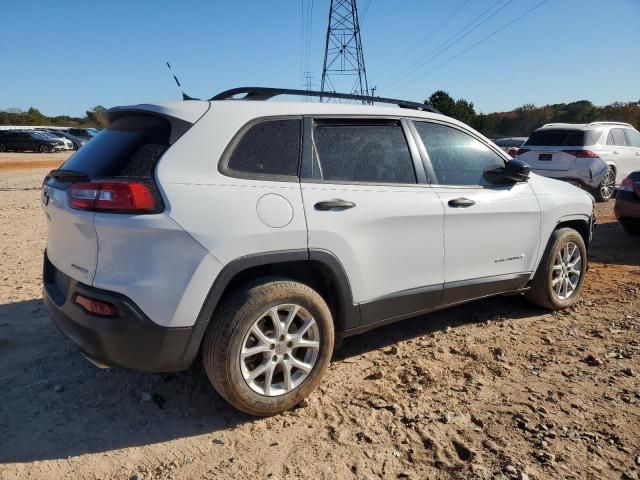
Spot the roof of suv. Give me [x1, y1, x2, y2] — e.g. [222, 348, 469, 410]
[537, 121, 634, 131]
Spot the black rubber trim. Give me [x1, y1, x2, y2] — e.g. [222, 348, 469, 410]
[344, 272, 531, 337]
[185, 249, 360, 364]
[360, 284, 443, 325]
[43, 252, 194, 373]
[440, 272, 531, 306]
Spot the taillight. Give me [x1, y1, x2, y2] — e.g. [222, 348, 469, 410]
[68, 180, 158, 213]
[564, 150, 599, 158]
[74, 294, 118, 316]
[516, 148, 529, 155]
[619, 176, 634, 192]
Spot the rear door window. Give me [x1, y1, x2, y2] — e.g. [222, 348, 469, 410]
[312, 121, 416, 184]
[610, 128, 628, 146]
[414, 121, 504, 186]
[224, 118, 301, 179]
[60, 115, 171, 178]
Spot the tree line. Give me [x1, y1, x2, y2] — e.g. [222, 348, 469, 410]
[0, 106, 106, 128]
[425, 90, 640, 139]
[3, 96, 640, 138]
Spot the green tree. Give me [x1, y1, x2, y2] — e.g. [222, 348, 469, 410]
[426, 90, 457, 117]
[85, 105, 107, 127]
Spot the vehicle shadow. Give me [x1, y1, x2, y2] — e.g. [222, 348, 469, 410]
[0, 292, 543, 464]
[0, 298, 250, 464]
[336, 294, 543, 360]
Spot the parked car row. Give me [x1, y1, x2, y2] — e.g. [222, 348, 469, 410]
[0, 128, 98, 153]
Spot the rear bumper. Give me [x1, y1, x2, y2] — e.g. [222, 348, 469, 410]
[531, 170, 600, 190]
[614, 191, 640, 219]
[43, 253, 200, 372]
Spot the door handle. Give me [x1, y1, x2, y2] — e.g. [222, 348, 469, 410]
[448, 197, 476, 208]
[314, 199, 356, 211]
[613, 151, 619, 155]
[636, 152, 639, 156]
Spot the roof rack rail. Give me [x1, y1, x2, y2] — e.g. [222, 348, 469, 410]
[586, 121, 632, 127]
[209, 87, 440, 114]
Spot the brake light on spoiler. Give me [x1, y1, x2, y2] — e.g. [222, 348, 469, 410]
[68, 180, 158, 213]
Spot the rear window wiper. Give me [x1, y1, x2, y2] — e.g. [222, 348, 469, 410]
[47, 169, 90, 181]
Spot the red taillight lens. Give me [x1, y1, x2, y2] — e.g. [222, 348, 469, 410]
[564, 150, 599, 158]
[516, 148, 529, 155]
[74, 294, 118, 317]
[68, 181, 157, 213]
[619, 176, 635, 193]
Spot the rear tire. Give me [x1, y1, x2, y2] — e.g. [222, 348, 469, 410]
[594, 167, 615, 202]
[620, 219, 640, 236]
[202, 279, 334, 416]
[0, 143, 5, 152]
[525, 228, 587, 310]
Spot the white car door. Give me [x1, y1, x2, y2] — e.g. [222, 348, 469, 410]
[411, 120, 541, 305]
[300, 118, 445, 328]
[624, 128, 640, 175]
[607, 128, 634, 182]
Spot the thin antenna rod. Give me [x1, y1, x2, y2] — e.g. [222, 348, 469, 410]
[165, 62, 195, 100]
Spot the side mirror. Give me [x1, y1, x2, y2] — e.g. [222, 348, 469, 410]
[484, 159, 531, 184]
[504, 159, 531, 182]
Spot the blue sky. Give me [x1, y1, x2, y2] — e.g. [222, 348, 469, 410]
[1, 0, 638, 117]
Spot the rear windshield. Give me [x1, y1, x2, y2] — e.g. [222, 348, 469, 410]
[60, 116, 170, 178]
[525, 129, 599, 147]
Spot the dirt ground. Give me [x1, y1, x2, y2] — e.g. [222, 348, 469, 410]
[0, 153, 638, 480]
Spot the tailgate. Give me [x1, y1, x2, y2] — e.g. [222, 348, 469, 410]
[42, 184, 98, 285]
[518, 148, 577, 171]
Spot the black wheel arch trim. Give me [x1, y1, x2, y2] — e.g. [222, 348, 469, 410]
[182, 249, 359, 367]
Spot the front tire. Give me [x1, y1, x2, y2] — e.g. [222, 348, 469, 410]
[525, 228, 587, 310]
[203, 279, 334, 416]
[0, 143, 5, 152]
[39, 144, 51, 154]
[594, 167, 615, 202]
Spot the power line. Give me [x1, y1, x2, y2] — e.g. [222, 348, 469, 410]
[379, 0, 510, 89]
[377, 0, 471, 84]
[392, 0, 549, 91]
[360, 0, 373, 24]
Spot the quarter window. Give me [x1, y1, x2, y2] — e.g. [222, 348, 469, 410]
[414, 122, 504, 186]
[312, 122, 416, 184]
[226, 119, 301, 178]
[624, 129, 640, 148]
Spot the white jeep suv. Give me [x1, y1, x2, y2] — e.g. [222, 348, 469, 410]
[42, 87, 595, 415]
[516, 122, 640, 202]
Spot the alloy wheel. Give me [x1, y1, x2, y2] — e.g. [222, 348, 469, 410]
[599, 170, 615, 200]
[551, 241, 581, 300]
[240, 304, 320, 397]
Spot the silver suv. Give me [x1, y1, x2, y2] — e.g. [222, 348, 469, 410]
[516, 122, 640, 201]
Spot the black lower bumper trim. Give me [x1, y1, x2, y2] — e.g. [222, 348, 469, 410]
[43, 253, 198, 372]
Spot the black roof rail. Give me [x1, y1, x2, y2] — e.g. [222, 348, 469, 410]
[209, 87, 440, 114]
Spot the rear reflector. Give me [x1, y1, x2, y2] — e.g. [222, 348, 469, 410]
[564, 150, 599, 158]
[68, 181, 157, 213]
[74, 294, 118, 317]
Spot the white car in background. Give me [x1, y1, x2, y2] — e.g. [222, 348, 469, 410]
[36, 130, 74, 150]
[494, 137, 528, 158]
[516, 122, 640, 201]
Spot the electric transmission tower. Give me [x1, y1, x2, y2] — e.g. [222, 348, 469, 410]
[320, 0, 369, 100]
